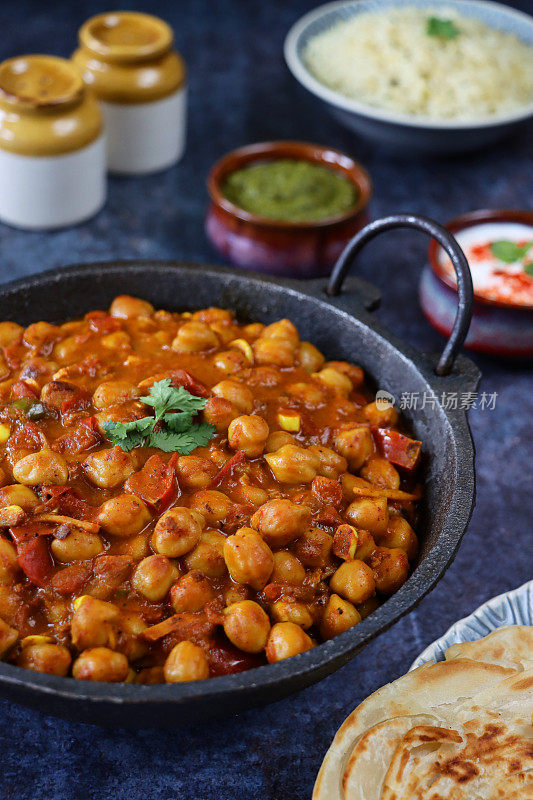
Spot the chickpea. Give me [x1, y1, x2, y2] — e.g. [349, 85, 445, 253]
[228, 414, 269, 457]
[164, 641, 209, 683]
[0, 483, 39, 514]
[212, 349, 249, 374]
[118, 611, 148, 661]
[320, 594, 361, 640]
[0, 536, 19, 583]
[92, 380, 138, 410]
[270, 599, 313, 629]
[360, 457, 400, 490]
[192, 307, 233, 325]
[189, 490, 233, 526]
[152, 507, 204, 558]
[212, 380, 253, 413]
[0, 617, 18, 657]
[40, 380, 82, 410]
[296, 341, 325, 373]
[176, 455, 217, 491]
[0, 321, 23, 347]
[71, 596, 119, 650]
[97, 494, 151, 537]
[363, 401, 399, 428]
[345, 497, 389, 536]
[293, 528, 333, 568]
[110, 295, 154, 319]
[311, 476, 343, 508]
[114, 533, 149, 560]
[170, 571, 216, 613]
[323, 361, 364, 388]
[334, 426, 374, 471]
[101, 331, 131, 350]
[23, 321, 60, 349]
[262, 319, 299, 345]
[370, 547, 410, 594]
[270, 551, 306, 585]
[17, 642, 71, 676]
[72, 647, 129, 682]
[53, 335, 84, 363]
[332, 526, 375, 562]
[330, 560, 376, 604]
[266, 622, 314, 663]
[231, 482, 268, 507]
[183, 530, 227, 578]
[203, 397, 238, 432]
[286, 382, 325, 406]
[308, 445, 348, 480]
[223, 583, 251, 606]
[313, 367, 352, 396]
[264, 444, 320, 484]
[172, 321, 219, 353]
[223, 600, 270, 653]
[250, 499, 311, 547]
[265, 430, 295, 453]
[13, 450, 68, 486]
[51, 529, 105, 562]
[132, 555, 177, 601]
[223, 528, 273, 590]
[253, 337, 295, 367]
[83, 447, 137, 489]
[379, 516, 418, 560]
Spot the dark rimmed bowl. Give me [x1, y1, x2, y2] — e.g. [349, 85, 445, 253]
[421, 209, 533, 357]
[205, 140, 372, 278]
[0, 215, 480, 727]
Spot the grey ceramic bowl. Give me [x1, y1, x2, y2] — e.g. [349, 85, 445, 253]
[410, 580, 533, 669]
[284, 0, 533, 156]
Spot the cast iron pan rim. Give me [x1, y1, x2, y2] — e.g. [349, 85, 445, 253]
[0, 259, 476, 708]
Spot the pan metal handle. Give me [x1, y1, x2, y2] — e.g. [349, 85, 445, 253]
[326, 214, 474, 377]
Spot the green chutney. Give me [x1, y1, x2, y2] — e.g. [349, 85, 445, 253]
[221, 158, 358, 223]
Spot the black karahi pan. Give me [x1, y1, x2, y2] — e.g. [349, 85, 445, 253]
[0, 215, 479, 727]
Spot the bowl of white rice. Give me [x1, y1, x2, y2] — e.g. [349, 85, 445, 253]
[284, 0, 533, 155]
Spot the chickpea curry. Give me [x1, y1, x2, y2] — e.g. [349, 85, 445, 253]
[0, 296, 422, 684]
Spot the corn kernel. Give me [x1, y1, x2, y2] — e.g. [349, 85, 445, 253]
[0, 423, 10, 443]
[73, 595, 90, 611]
[0, 504, 25, 526]
[277, 410, 301, 432]
[229, 338, 253, 363]
[21, 635, 54, 649]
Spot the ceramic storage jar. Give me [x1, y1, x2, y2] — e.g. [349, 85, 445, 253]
[0, 55, 105, 229]
[73, 11, 186, 175]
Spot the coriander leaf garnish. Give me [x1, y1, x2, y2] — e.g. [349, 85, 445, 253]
[102, 379, 215, 454]
[524, 262, 533, 277]
[490, 239, 533, 264]
[426, 16, 460, 39]
[149, 423, 217, 454]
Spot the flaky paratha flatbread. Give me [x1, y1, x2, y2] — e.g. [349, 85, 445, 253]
[314, 626, 533, 800]
[445, 626, 533, 670]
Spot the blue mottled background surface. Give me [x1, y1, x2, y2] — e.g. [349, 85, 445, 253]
[0, 2, 531, 798]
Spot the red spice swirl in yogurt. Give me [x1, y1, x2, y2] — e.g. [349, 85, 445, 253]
[438, 222, 533, 307]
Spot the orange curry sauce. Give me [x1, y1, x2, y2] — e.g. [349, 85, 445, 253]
[0, 296, 421, 683]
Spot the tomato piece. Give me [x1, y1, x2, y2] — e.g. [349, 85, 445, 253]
[372, 428, 422, 471]
[208, 450, 245, 488]
[140, 370, 210, 399]
[11, 380, 38, 400]
[85, 311, 122, 335]
[51, 563, 92, 595]
[39, 486, 98, 521]
[208, 637, 266, 676]
[53, 416, 101, 454]
[13, 533, 53, 587]
[124, 453, 178, 508]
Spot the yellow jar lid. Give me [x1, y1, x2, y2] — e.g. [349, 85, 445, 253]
[0, 55, 84, 110]
[79, 11, 174, 63]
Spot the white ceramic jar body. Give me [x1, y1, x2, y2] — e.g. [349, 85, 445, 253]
[0, 135, 106, 229]
[103, 86, 186, 175]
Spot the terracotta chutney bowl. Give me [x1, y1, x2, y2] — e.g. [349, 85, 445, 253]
[205, 140, 372, 278]
[420, 209, 533, 359]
